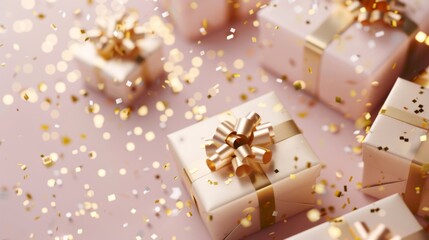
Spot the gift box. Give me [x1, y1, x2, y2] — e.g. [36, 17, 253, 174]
[258, 0, 429, 120]
[73, 11, 163, 104]
[167, 92, 321, 240]
[362, 76, 429, 217]
[161, 0, 269, 39]
[288, 194, 429, 240]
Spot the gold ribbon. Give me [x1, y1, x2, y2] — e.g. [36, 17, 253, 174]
[380, 82, 429, 214]
[87, 10, 146, 60]
[330, 219, 402, 239]
[205, 112, 275, 177]
[303, 0, 419, 96]
[413, 69, 429, 88]
[204, 112, 301, 232]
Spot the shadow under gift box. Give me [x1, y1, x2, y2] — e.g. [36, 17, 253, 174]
[288, 194, 429, 240]
[258, 0, 429, 120]
[73, 36, 163, 104]
[161, 0, 269, 39]
[167, 92, 321, 240]
[362, 77, 429, 218]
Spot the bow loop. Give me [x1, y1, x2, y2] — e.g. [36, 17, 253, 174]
[87, 11, 146, 60]
[205, 112, 275, 177]
[346, 0, 406, 28]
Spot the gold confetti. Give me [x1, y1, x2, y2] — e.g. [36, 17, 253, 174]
[50, 23, 57, 31]
[107, 194, 116, 202]
[335, 97, 343, 104]
[41, 155, 54, 168]
[306, 209, 320, 222]
[293, 80, 306, 90]
[61, 136, 71, 145]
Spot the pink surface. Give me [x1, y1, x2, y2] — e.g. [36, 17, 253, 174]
[0, 1, 427, 240]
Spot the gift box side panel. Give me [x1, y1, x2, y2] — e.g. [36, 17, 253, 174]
[162, 0, 228, 39]
[73, 43, 144, 103]
[288, 194, 424, 240]
[319, 24, 409, 119]
[383, 78, 429, 121]
[258, 0, 335, 94]
[136, 36, 164, 82]
[195, 163, 321, 240]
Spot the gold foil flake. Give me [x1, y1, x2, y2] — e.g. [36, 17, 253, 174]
[107, 194, 116, 202]
[335, 97, 343, 104]
[420, 135, 427, 142]
[61, 136, 71, 145]
[41, 155, 54, 168]
[186, 212, 193, 217]
[119, 107, 131, 120]
[335, 190, 342, 197]
[293, 80, 306, 90]
[50, 23, 57, 31]
[20, 88, 38, 103]
[297, 112, 308, 118]
[19, 164, 27, 171]
[306, 209, 321, 222]
[290, 174, 296, 180]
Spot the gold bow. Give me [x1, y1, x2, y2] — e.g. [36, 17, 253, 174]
[86, 10, 145, 60]
[352, 222, 401, 240]
[345, 0, 406, 27]
[205, 112, 274, 177]
[330, 220, 401, 240]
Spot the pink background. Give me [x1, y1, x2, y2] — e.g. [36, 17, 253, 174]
[0, 0, 427, 239]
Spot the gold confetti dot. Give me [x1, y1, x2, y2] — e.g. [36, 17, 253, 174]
[328, 226, 342, 238]
[191, 57, 203, 67]
[126, 142, 135, 152]
[98, 169, 106, 177]
[233, 59, 244, 70]
[2, 94, 14, 105]
[137, 105, 148, 116]
[93, 114, 104, 128]
[306, 209, 321, 222]
[145, 131, 155, 142]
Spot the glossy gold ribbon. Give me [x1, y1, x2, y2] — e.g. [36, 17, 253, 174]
[381, 93, 429, 214]
[87, 11, 146, 60]
[413, 69, 429, 88]
[303, 0, 418, 95]
[205, 112, 274, 177]
[204, 112, 301, 233]
[330, 219, 402, 240]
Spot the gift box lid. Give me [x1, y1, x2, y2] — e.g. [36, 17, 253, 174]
[364, 78, 429, 165]
[288, 194, 427, 240]
[73, 36, 162, 81]
[167, 92, 321, 212]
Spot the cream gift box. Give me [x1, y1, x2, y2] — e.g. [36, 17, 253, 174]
[258, 0, 429, 120]
[288, 194, 429, 240]
[167, 92, 321, 240]
[73, 12, 163, 104]
[362, 77, 429, 217]
[161, 0, 269, 39]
